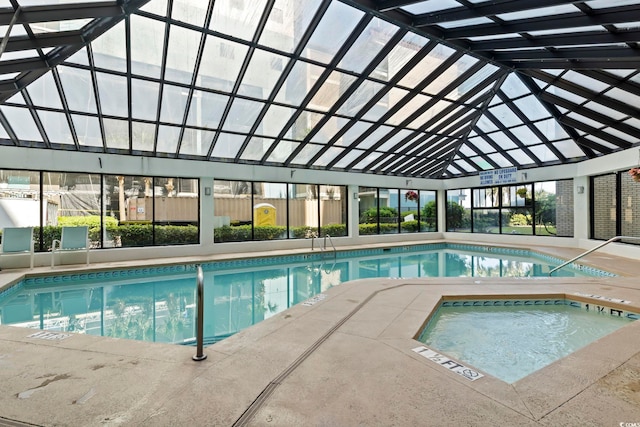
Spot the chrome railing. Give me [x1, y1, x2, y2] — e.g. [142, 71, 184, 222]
[548, 236, 640, 276]
[192, 264, 207, 361]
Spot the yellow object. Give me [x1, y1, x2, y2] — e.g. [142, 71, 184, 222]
[254, 203, 276, 226]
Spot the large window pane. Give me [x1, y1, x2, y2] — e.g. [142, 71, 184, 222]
[621, 172, 640, 244]
[154, 177, 199, 245]
[0, 170, 42, 251]
[289, 184, 318, 238]
[380, 188, 399, 234]
[214, 180, 253, 242]
[420, 190, 437, 232]
[320, 185, 346, 237]
[254, 182, 287, 241]
[400, 189, 418, 233]
[43, 172, 101, 249]
[446, 189, 470, 232]
[104, 175, 153, 247]
[358, 187, 378, 235]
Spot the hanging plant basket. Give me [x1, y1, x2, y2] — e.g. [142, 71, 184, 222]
[629, 167, 640, 182]
[405, 190, 419, 202]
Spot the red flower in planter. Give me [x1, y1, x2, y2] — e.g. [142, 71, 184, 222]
[405, 190, 419, 202]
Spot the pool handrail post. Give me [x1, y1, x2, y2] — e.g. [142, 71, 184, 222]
[193, 264, 207, 361]
[548, 235, 640, 276]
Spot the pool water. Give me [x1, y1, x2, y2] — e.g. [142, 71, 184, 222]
[417, 299, 637, 383]
[0, 245, 611, 345]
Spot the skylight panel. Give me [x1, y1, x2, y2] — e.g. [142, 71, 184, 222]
[337, 80, 384, 117]
[313, 146, 344, 167]
[210, 0, 269, 42]
[130, 15, 164, 79]
[398, 44, 455, 89]
[240, 136, 276, 161]
[102, 118, 129, 149]
[534, 119, 570, 141]
[26, 72, 63, 109]
[351, 151, 382, 171]
[552, 139, 586, 158]
[165, 25, 201, 84]
[274, 61, 324, 107]
[338, 18, 399, 74]
[338, 121, 373, 147]
[401, 1, 461, 14]
[583, 101, 627, 121]
[355, 125, 394, 150]
[58, 67, 97, 113]
[447, 63, 498, 100]
[361, 87, 409, 122]
[408, 100, 452, 129]
[548, 86, 588, 106]
[159, 84, 189, 124]
[500, 74, 532, 99]
[172, 0, 208, 27]
[95, 73, 127, 118]
[186, 90, 228, 129]
[384, 32, 429, 82]
[528, 25, 604, 36]
[496, 5, 577, 21]
[512, 96, 551, 121]
[197, 35, 249, 93]
[211, 132, 245, 158]
[258, 0, 322, 54]
[131, 121, 156, 152]
[72, 115, 102, 147]
[266, 140, 299, 163]
[221, 98, 264, 133]
[38, 110, 73, 145]
[585, 0, 639, 8]
[131, 79, 160, 121]
[378, 129, 413, 152]
[475, 114, 499, 133]
[290, 142, 323, 164]
[562, 71, 610, 93]
[30, 19, 92, 34]
[156, 125, 182, 153]
[437, 17, 493, 29]
[602, 126, 637, 143]
[386, 93, 432, 127]
[423, 55, 478, 95]
[505, 148, 535, 166]
[510, 125, 540, 145]
[566, 112, 605, 130]
[308, 71, 357, 112]
[487, 103, 523, 128]
[92, 21, 126, 72]
[333, 148, 364, 168]
[309, 116, 342, 143]
[237, 48, 288, 99]
[302, 1, 364, 64]
[140, 0, 167, 16]
[179, 128, 215, 156]
[606, 87, 640, 108]
[484, 131, 517, 149]
[255, 104, 295, 138]
[467, 136, 496, 154]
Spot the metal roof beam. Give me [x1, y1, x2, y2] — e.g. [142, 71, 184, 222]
[0, 2, 123, 25]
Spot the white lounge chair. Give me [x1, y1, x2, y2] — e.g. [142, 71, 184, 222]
[51, 226, 90, 268]
[0, 227, 35, 269]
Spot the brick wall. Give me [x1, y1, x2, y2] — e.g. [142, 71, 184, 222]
[555, 179, 574, 237]
[592, 174, 617, 239]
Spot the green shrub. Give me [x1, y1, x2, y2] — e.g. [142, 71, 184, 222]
[358, 223, 378, 235]
[156, 225, 198, 245]
[321, 223, 346, 237]
[254, 226, 287, 240]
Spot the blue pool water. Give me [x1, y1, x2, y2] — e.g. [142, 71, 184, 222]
[417, 299, 637, 383]
[0, 244, 612, 345]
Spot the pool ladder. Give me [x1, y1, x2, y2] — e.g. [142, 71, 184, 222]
[311, 233, 336, 259]
[548, 235, 640, 276]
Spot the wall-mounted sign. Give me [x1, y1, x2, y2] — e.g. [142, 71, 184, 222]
[479, 167, 518, 186]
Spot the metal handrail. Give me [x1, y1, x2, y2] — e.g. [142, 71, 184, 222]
[548, 236, 640, 276]
[324, 234, 336, 258]
[192, 265, 207, 361]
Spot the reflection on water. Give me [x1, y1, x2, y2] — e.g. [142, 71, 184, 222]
[0, 249, 588, 344]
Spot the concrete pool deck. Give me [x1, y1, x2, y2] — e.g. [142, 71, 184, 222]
[1, 243, 640, 426]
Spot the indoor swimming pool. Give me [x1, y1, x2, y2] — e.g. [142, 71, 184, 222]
[0, 243, 613, 345]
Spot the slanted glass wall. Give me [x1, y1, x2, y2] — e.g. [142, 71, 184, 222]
[358, 187, 437, 234]
[213, 180, 347, 242]
[592, 171, 640, 244]
[0, 168, 199, 251]
[446, 180, 573, 237]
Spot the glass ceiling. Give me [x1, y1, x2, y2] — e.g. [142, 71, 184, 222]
[0, 0, 639, 179]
